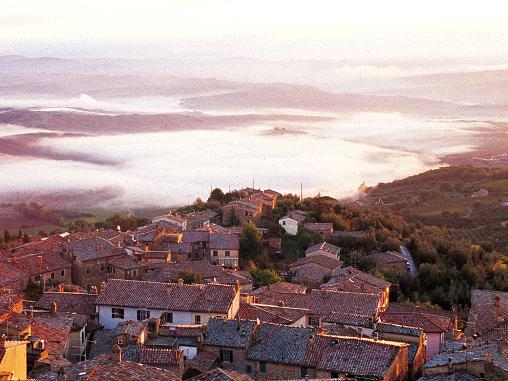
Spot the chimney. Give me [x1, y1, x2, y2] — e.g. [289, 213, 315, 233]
[278, 299, 285, 307]
[58, 284, 65, 293]
[10, 257, 17, 265]
[447, 356, 453, 372]
[212, 277, 217, 284]
[90, 286, 98, 294]
[56, 367, 67, 381]
[235, 279, 241, 293]
[494, 295, 501, 307]
[178, 278, 184, 285]
[113, 344, 122, 363]
[51, 301, 58, 313]
[144, 245, 149, 253]
[100, 281, 107, 292]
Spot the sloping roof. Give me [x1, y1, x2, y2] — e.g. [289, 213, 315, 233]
[187, 367, 254, 381]
[322, 266, 390, 294]
[95, 279, 237, 314]
[250, 281, 307, 296]
[0, 258, 26, 289]
[9, 250, 72, 276]
[65, 236, 122, 261]
[0, 289, 23, 317]
[204, 318, 258, 349]
[35, 292, 98, 316]
[323, 312, 373, 328]
[466, 289, 508, 337]
[247, 323, 317, 365]
[256, 289, 381, 317]
[236, 303, 298, 325]
[375, 322, 420, 337]
[303, 223, 333, 232]
[140, 347, 183, 367]
[108, 255, 147, 270]
[32, 313, 75, 359]
[380, 312, 450, 333]
[302, 334, 406, 377]
[305, 242, 340, 257]
[158, 324, 206, 338]
[290, 255, 342, 270]
[186, 209, 218, 226]
[209, 234, 239, 250]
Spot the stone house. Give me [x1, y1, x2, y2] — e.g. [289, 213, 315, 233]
[303, 223, 334, 240]
[366, 251, 410, 276]
[321, 266, 391, 310]
[222, 200, 263, 226]
[95, 279, 241, 329]
[209, 234, 240, 269]
[304, 242, 341, 260]
[64, 236, 126, 291]
[0, 336, 28, 380]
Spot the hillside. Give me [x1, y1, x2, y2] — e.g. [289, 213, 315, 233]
[362, 166, 508, 252]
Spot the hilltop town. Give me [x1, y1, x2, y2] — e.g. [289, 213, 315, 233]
[0, 182, 508, 381]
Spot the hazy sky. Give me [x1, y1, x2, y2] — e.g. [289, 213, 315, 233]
[2, 0, 508, 60]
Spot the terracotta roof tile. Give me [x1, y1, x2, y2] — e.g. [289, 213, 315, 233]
[35, 292, 98, 316]
[96, 279, 237, 314]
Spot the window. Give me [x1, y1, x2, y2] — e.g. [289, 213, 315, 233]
[117, 339, 124, 345]
[225, 250, 230, 257]
[259, 362, 267, 373]
[137, 309, 150, 321]
[60, 269, 65, 277]
[100, 264, 105, 271]
[220, 349, 233, 363]
[34, 275, 42, 282]
[244, 210, 249, 217]
[331, 372, 339, 379]
[132, 270, 137, 277]
[86, 266, 91, 274]
[50, 272, 55, 279]
[282, 221, 286, 225]
[213, 250, 218, 257]
[245, 365, 252, 374]
[161, 312, 173, 323]
[81, 330, 85, 343]
[194, 315, 201, 324]
[111, 308, 124, 319]
[308, 316, 320, 327]
[126, 270, 131, 276]
[86, 284, 91, 292]
[300, 367, 308, 378]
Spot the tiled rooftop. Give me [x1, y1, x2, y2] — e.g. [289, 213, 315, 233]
[302, 334, 406, 377]
[187, 367, 254, 381]
[322, 266, 390, 294]
[96, 279, 237, 313]
[140, 347, 183, 366]
[204, 317, 258, 349]
[65, 236, 123, 262]
[247, 323, 316, 365]
[305, 242, 340, 257]
[256, 289, 381, 317]
[35, 292, 98, 316]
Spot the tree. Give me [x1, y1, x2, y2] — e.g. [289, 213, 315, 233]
[251, 269, 282, 288]
[240, 221, 263, 262]
[208, 188, 225, 204]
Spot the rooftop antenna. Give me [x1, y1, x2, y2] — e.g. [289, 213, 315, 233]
[252, 178, 255, 189]
[300, 182, 303, 202]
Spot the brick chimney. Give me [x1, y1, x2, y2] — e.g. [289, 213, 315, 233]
[90, 286, 98, 294]
[178, 278, 184, 285]
[58, 284, 65, 293]
[51, 301, 58, 313]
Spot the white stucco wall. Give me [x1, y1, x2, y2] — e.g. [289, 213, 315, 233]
[97, 305, 230, 329]
[279, 217, 298, 236]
